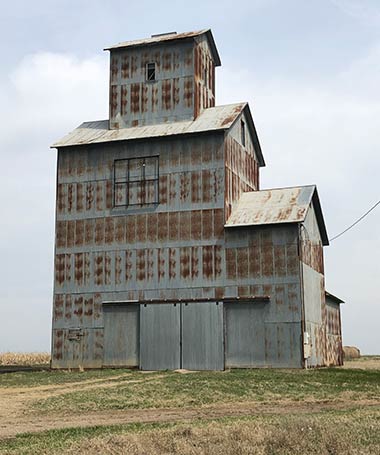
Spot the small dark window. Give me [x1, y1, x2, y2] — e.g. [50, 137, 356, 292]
[146, 62, 156, 81]
[113, 156, 159, 207]
[241, 120, 246, 147]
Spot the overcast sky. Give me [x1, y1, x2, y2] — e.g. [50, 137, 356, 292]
[0, 0, 379, 354]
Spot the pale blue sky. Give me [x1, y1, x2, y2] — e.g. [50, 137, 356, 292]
[0, 0, 379, 353]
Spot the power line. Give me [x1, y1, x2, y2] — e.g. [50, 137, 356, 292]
[329, 199, 380, 242]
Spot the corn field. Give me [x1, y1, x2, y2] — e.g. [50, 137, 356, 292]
[0, 352, 51, 366]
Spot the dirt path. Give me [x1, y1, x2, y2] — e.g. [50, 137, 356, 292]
[0, 397, 380, 440]
[1, 366, 379, 440]
[0, 373, 165, 439]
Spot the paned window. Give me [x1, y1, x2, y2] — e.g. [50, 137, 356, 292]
[113, 156, 159, 207]
[146, 62, 156, 81]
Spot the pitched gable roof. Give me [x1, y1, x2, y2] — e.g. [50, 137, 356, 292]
[51, 102, 265, 166]
[225, 185, 329, 245]
[104, 29, 221, 67]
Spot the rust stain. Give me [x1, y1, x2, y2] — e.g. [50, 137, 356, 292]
[169, 248, 177, 279]
[158, 212, 168, 242]
[157, 249, 166, 282]
[184, 77, 193, 109]
[121, 54, 130, 79]
[67, 184, 74, 213]
[202, 209, 213, 239]
[110, 85, 118, 119]
[54, 295, 64, 322]
[84, 219, 94, 245]
[225, 248, 237, 280]
[125, 250, 133, 281]
[106, 180, 113, 209]
[105, 217, 114, 244]
[190, 210, 201, 240]
[169, 212, 179, 241]
[237, 247, 249, 279]
[179, 211, 191, 240]
[95, 218, 105, 245]
[84, 297, 93, 318]
[147, 213, 158, 243]
[131, 83, 140, 114]
[141, 84, 149, 114]
[86, 183, 94, 211]
[76, 183, 84, 212]
[191, 247, 199, 279]
[66, 221, 75, 248]
[56, 221, 66, 249]
[95, 253, 104, 286]
[121, 85, 128, 116]
[191, 171, 201, 203]
[162, 79, 172, 111]
[74, 253, 84, 286]
[137, 249, 146, 281]
[57, 184, 66, 214]
[126, 215, 136, 244]
[105, 253, 112, 285]
[74, 296, 83, 321]
[115, 216, 126, 243]
[136, 214, 147, 243]
[159, 175, 168, 205]
[64, 295, 72, 321]
[180, 247, 190, 279]
[147, 249, 154, 281]
[202, 245, 213, 280]
[75, 220, 84, 247]
[115, 253, 122, 285]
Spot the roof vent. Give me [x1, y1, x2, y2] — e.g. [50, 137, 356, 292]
[151, 31, 177, 38]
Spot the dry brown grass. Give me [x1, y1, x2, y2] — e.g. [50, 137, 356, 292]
[62, 410, 379, 455]
[0, 352, 50, 366]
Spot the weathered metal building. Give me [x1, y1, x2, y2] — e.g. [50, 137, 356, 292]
[51, 29, 343, 369]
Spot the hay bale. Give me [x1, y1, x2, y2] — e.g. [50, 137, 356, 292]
[343, 346, 361, 360]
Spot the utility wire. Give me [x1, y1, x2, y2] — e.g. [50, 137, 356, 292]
[329, 199, 380, 242]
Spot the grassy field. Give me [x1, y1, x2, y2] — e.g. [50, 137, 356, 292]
[0, 357, 379, 454]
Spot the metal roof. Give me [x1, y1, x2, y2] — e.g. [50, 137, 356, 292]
[51, 103, 265, 165]
[225, 185, 329, 245]
[104, 29, 221, 67]
[325, 291, 345, 304]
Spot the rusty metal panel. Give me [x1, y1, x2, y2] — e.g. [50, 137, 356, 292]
[103, 304, 139, 367]
[262, 322, 302, 368]
[181, 302, 224, 370]
[140, 303, 181, 370]
[225, 186, 314, 228]
[52, 103, 245, 148]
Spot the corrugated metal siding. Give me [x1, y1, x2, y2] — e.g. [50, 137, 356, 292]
[51, 124, 308, 369]
[223, 224, 303, 368]
[325, 298, 343, 366]
[103, 304, 139, 367]
[301, 205, 326, 367]
[181, 302, 224, 370]
[106, 32, 218, 129]
[140, 303, 181, 370]
[225, 302, 302, 368]
[224, 117, 260, 221]
[193, 35, 215, 117]
[109, 41, 196, 128]
[52, 132, 228, 369]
